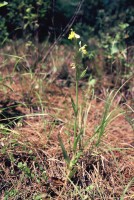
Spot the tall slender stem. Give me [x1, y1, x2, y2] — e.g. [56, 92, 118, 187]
[73, 65, 79, 154]
[73, 38, 79, 153]
[75, 72, 78, 125]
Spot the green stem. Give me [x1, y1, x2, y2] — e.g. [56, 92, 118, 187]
[73, 39, 79, 153]
[73, 65, 79, 153]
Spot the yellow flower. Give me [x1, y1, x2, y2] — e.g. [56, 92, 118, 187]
[79, 44, 87, 55]
[68, 29, 80, 40]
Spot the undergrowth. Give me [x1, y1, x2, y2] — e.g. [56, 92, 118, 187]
[0, 30, 134, 199]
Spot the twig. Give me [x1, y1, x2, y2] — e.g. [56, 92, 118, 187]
[41, 0, 85, 63]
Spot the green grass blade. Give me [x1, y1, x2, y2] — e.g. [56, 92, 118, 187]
[73, 130, 83, 152]
[70, 95, 77, 115]
[58, 134, 70, 165]
[120, 178, 134, 200]
[95, 91, 114, 146]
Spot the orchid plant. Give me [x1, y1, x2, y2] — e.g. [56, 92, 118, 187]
[58, 29, 88, 180]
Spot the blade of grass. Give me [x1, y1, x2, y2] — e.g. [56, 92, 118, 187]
[120, 178, 134, 200]
[58, 134, 70, 165]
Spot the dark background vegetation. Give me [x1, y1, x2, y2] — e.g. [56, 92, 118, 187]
[0, 0, 134, 45]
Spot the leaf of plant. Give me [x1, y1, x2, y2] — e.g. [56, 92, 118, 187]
[68, 168, 77, 179]
[70, 95, 77, 114]
[71, 151, 82, 167]
[73, 132, 82, 152]
[111, 43, 119, 55]
[0, 1, 8, 7]
[58, 134, 70, 165]
[89, 78, 96, 87]
[80, 68, 87, 79]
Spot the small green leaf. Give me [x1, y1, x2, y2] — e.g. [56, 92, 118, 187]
[80, 68, 87, 78]
[119, 23, 129, 30]
[89, 79, 96, 87]
[17, 162, 23, 168]
[26, 8, 31, 13]
[58, 134, 70, 165]
[73, 132, 82, 152]
[71, 151, 82, 167]
[86, 184, 94, 191]
[0, 75, 3, 82]
[70, 95, 77, 114]
[68, 168, 77, 179]
[0, 1, 8, 7]
[111, 42, 119, 55]
[34, 196, 42, 200]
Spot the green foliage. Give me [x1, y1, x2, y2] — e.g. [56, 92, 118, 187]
[56, 0, 78, 19]
[0, 1, 8, 45]
[7, 0, 50, 39]
[99, 22, 133, 78]
[0, 0, 133, 45]
[95, 91, 123, 146]
[17, 161, 34, 178]
[4, 189, 18, 199]
[0, 0, 50, 43]
[0, 16, 9, 45]
[100, 23, 128, 59]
